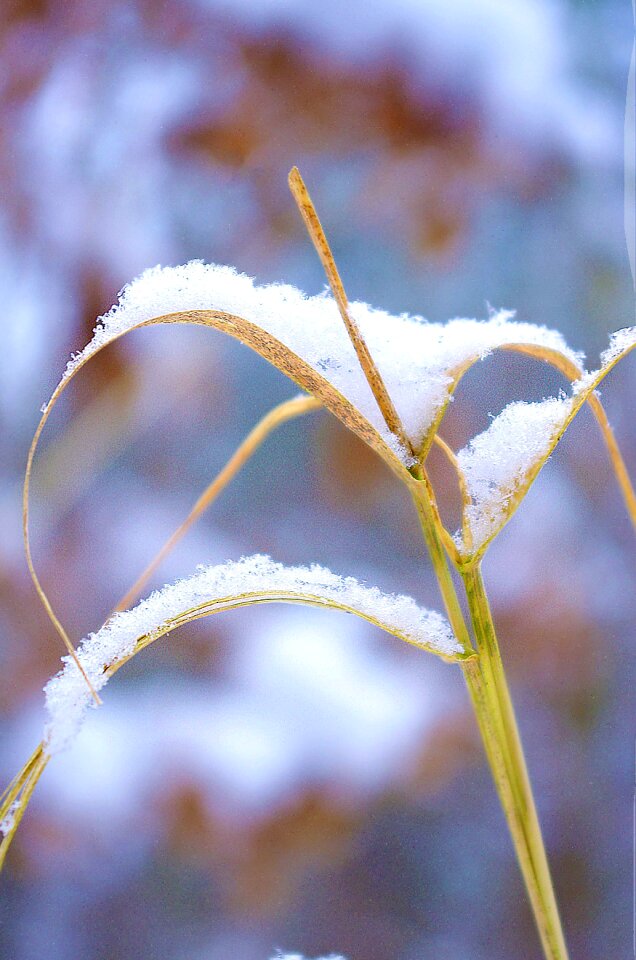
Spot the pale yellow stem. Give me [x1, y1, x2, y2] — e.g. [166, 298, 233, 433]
[462, 565, 569, 960]
[410, 473, 569, 960]
[0, 745, 49, 870]
[23, 409, 101, 703]
[288, 166, 415, 459]
[430, 433, 473, 554]
[115, 394, 321, 613]
[587, 392, 636, 527]
[409, 472, 473, 656]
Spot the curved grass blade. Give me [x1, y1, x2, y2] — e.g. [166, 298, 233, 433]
[430, 434, 474, 555]
[502, 342, 636, 530]
[24, 308, 415, 698]
[288, 167, 415, 460]
[115, 393, 321, 612]
[457, 328, 636, 562]
[418, 342, 583, 461]
[49, 554, 466, 755]
[423, 341, 636, 535]
[0, 555, 464, 869]
[58, 310, 412, 477]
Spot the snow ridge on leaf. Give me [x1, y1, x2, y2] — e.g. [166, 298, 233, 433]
[44, 555, 462, 754]
[61, 260, 583, 463]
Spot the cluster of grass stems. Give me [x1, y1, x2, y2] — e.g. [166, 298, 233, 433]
[2, 168, 635, 960]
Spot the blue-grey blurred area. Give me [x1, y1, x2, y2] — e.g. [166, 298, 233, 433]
[0, 1, 634, 958]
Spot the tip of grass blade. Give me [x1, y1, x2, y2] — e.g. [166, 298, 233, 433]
[288, 166, 415, 460]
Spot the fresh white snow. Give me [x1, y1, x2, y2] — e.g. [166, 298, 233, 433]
[600, 325, 636, 367]
[43, 555, 458, 754]
[458, 397, 572, 551]
[58, 261, 583, 464]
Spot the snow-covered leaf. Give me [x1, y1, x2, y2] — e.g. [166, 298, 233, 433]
[457, 326, 636, 558]
[44, 554, 464, 754]
[49, 262, 584, 472]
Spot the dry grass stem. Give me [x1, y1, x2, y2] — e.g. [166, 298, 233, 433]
[288, 167, 415, 460]
[115, 394, 321, 612]
[23, 411, 101, 702]
[430, 433, 473, 554]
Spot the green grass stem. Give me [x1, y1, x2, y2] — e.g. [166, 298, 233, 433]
[461, 565, 569, 960]
[411, 478, 569, 960]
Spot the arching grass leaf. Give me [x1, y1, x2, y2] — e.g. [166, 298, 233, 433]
[0, 555, 464, 869]
[425, 339, 636, 532]
[455, 327, 636, 561]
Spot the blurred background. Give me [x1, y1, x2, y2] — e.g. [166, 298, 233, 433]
[0, 1, 634, 958]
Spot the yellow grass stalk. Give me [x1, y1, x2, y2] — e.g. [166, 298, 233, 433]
[287, 171, 571, 957]
[115, 393, 321, 612]
[288, 167, 415, 461]
[4, 166, 635, 960]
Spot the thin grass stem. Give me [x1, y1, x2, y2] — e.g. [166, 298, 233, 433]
[115, 394, 321, 612]
[462, 564, 569, 960]
[410, 474, 569, 959]
[587, 393, 636, 528]
[409, 470, 473, 656]
[288, 167, 415, 459]
[430, 434, 473, 554]
[0, 745, 49, 870]
[23, 403, 100, 703]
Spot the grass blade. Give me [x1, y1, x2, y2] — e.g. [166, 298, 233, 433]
[288, 167, 415, 460]
[115, 394, 321, 612]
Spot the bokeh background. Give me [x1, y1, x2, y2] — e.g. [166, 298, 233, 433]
[1, 1, 634, 958]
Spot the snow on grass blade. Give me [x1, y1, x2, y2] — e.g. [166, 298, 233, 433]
[58, 262, 583, 465]
[457, 326, 636, 560]
[51, 263, 416, 475]
[458, 397, 573, 554]
[419, 335, 585, 461]
[24, 285, 413, 707]
[44, 555, 465, 755]
[429, 338, 636, 532]
[0, 557, 463, 867]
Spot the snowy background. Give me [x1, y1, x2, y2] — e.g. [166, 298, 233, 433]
[0, 1, 634, 958]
